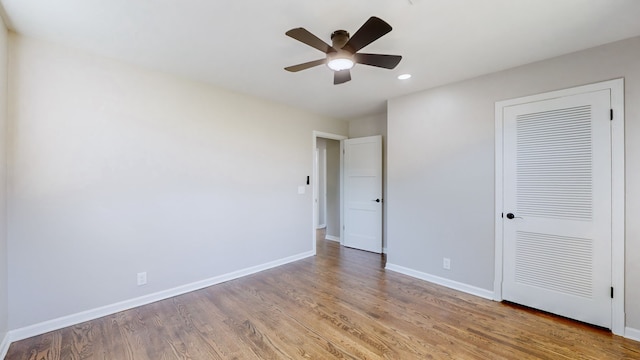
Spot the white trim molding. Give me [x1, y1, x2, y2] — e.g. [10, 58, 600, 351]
[494, 78, 625, 335]
[0, 332, 10, 359]
[324, 234, 340, 242]
[386, 263, 494, 300]
[8, 250, 314, 342]
[625, 327, 640, 342]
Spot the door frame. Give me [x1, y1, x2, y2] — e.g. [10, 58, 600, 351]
[314, 148, 319, 229]
[494, 78, 625, 335]
[320, 147, 328, 228]
[312, 131, 348, 253]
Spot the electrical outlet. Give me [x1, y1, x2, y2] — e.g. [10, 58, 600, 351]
[443, 258, 451, 270]
[137, 272, 147, 286]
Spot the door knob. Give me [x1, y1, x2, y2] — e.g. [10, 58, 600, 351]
[373, 199, 381, 203]
[506, 213, 515, 219]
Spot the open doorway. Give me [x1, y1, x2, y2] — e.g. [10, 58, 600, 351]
[312, 132, 347, 252]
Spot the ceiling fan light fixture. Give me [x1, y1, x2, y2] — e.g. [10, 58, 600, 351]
[327, 57, 354, 71]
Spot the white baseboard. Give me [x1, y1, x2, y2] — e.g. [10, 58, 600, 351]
[6, 257, 638, 349]
[382, 247, 388, 254]
[324, 234, 340, 242]
[0, 331, 10, 359]
[626, 327, 640, 342]
[384, 264, 640, 342]
[385, 263, 494, 300]
[8, 250, 314, 343]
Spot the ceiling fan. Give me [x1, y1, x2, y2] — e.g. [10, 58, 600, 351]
[284, 16, 402, 85]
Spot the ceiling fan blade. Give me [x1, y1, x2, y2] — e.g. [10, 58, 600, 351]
[286, 28, 336, 54]
[285, 59, 327, 72]
[354, 53, 402, 69]
[343, 17, 392, 53]
[334, 70, 351, 85]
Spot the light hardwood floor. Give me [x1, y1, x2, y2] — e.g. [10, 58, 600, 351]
[6, 231, 640, 359]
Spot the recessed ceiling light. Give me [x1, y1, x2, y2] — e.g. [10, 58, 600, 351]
[398, 74, 412, 80]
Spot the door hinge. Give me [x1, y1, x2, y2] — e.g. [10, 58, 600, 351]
[611, 286, 614, 298]
[610, 109, 614, 121]
[501, 212, 504, 218]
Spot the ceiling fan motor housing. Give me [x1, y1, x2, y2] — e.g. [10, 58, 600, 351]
[328, 30, 355, 71]
[330, 30, 350, 50]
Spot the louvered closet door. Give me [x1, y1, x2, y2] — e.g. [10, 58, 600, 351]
[502, 89, 612, 328]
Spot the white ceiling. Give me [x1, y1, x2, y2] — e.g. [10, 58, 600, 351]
[2, 0, 640, 120]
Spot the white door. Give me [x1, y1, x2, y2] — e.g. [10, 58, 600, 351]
[343, 135, 382, 253]
[502, 89, 612, 328]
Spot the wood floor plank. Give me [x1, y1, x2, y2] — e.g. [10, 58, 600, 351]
[246, 270, 446, 359]
[5, 230, 640, 359]
[213, 282, 360, 359]
[232, 277, 383, 359]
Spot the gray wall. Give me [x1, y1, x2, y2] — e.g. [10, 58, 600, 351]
[387, 36, 640, 329]
[349, 114, 387, 250]
[325, 139, 340, 239]
[7, 35, 348, 329]
[0, 15, 8, 347]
